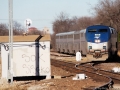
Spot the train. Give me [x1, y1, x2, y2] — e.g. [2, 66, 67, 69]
[55, 25, 117, 61]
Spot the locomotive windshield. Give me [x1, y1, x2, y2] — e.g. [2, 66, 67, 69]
[99, 29, 107, 32]
[88, 29, 96, 32]
[88, 29, 107, 32]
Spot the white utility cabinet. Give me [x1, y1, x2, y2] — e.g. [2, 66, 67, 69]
[0, 34, 51, 81]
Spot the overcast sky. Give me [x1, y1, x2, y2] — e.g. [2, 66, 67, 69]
[0, 0, 99, 34]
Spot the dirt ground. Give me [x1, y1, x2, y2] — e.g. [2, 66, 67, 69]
[0, 64, 104, 90]
[51, 52, 120, 71]
[94, 63, 120, 71]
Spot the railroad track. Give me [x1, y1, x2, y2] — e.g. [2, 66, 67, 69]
[77, 63, 120, 88]
[51, 59, 113, 90]
[91, 63, 120, 84]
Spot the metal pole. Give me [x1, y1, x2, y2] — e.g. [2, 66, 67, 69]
[9, 0, 13, 58]
[8, 0, 13, 83]
[9, 0, 11, 70]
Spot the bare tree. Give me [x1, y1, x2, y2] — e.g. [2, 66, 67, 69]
[67, 16, 79, 31]
[94, 0, 120, 55]
[0, 21, 26, 36]
[94, 0, 120, 31]
[13, 21, 24, 35]
[53, 12, 71, 33]
[0, 23, 9, 35]
[77, 16, 96, 30]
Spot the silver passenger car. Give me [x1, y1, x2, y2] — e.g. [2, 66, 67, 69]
[56, 29, 86, 54]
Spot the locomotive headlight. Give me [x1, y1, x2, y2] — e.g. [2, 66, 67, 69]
[95, 39, 101, 43]
[98, 40, 100, 43]
[95, 40, 97, 43]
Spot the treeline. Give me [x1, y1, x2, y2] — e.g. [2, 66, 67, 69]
[0, 21, 24, 35]
[51, 0, 120, 50]
[0, 21, 41, 36]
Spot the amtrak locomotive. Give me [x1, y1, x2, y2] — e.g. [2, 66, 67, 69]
[56, 25, 117, 61]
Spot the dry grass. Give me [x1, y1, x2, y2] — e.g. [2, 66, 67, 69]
[0, 78, 39, 90]
[0, 84, 27, 90]
[0, 81, 30, 90]
[0, 34, 51, 43]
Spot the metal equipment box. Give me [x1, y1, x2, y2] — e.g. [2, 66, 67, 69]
[0, 34, 51, 81]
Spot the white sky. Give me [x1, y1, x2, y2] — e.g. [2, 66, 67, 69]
[0, 0, 99, 34]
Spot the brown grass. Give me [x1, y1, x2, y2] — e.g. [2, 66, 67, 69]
[0, 82, 28, 90]
[0, 34, 51, 43]
[0, 79, 37, 90]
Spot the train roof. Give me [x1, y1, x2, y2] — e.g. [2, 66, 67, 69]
[80, 29, 86, 33]
[56, 29, 87, 36]
[56, 32, 67, 36]
[66, 31, 75, 35]
[74, 29, 86, 34]
[56, 31, 75, 36]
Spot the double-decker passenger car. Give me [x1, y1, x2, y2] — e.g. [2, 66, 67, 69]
[56, 25, 117, 61]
